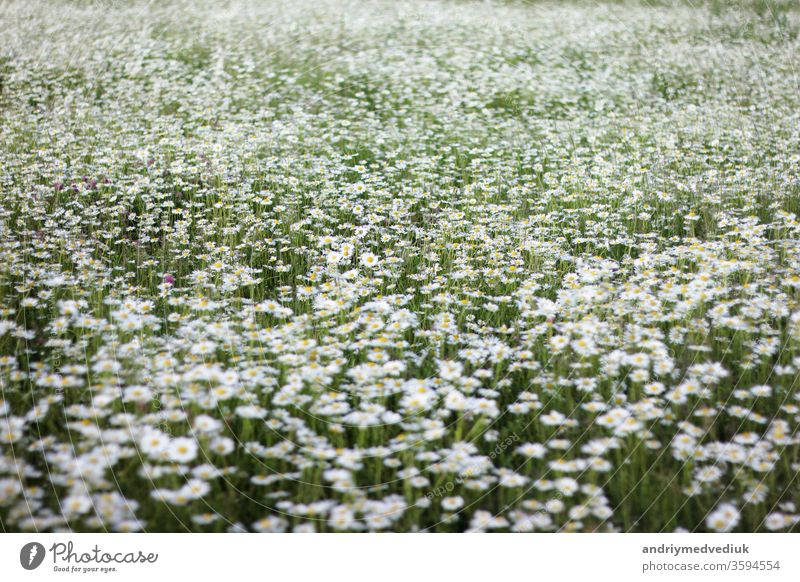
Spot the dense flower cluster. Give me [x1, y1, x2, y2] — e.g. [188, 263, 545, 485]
[1, 0, 799, 532]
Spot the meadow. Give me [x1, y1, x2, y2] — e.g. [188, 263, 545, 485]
[1, 0, 799, 532]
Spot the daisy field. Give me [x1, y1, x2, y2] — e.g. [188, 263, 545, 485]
[1, 0, 800, 533]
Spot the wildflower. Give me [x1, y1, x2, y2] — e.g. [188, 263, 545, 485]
[167, 437, 199, 463]
[439, 496, 462, 511]
[706, 503, 741, 532]
[438, 360, 464, 381]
